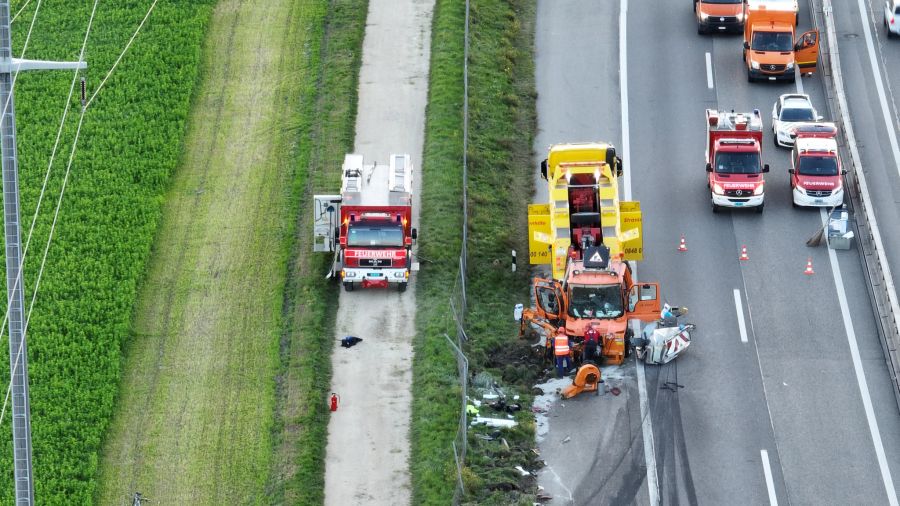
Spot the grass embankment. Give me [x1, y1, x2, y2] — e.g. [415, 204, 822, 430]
[412, 0, 538, 504]
[0, 2, 215, 502]
[96, 0, 365, 503]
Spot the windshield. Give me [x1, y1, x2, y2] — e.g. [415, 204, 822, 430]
[567, 284, 623, 319]
[751, 32, 793, 52]
[797, 155, 838, 176]
[781, 108, 814, 121]
[347, 223, 404, 247]
[715, 152, 761, 174]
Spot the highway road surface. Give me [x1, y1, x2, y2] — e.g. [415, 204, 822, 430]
[533, 0, 900, 504]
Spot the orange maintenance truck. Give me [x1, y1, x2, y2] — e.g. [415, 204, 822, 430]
[742, 0, 819, 82]
[694, 0, 747, 35]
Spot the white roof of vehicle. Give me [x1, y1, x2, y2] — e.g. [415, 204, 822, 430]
[796, 137, 837, 153]
[747, 0, 796, 11]
[780, 93, 813, 108]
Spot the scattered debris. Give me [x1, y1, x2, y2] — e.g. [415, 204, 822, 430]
[340, 336, 363, 348]
[562, 436, 571, 444]
[471, 416, 518, 429]
[500, 438, 510, 450]
[515, 465, 531, 476]
[610, 386, 621, 396]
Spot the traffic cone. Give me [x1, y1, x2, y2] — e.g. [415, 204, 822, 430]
[678, 234, 688, 252]
[804, 257, 815, 275]
[739, 245, 749, 261]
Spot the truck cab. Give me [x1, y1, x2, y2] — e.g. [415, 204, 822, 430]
[694, 0, 747, 34]
[706, 109, 769, 213]
[743, 0, 819, 81]
[531, 245, 660, 365]
[789, 130, 847, 207]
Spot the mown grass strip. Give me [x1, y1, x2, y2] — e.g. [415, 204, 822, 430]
[413, 0, 538, 504]
[266, 0, 368, 504]
[0, 2, 216, 502]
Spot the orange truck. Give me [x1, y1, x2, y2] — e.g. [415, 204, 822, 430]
[742, 0, 819, 82]
[694, 0, 747, 35]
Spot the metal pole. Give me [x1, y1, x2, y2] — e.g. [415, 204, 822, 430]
[0, 3, 85, 502]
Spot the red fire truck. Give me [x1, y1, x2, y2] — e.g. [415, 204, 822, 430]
[314, 154, 418, 291]
[706, 108, 770, 213]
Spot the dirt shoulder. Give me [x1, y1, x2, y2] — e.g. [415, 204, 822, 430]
[322, 1, 434, 504]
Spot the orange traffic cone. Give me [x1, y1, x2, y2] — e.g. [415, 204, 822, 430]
[804, 257, 815, 275]
[678, 234, 688, 252]
[739, 245, 749, 261]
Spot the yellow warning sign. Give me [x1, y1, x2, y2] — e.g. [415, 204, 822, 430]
[618, 201, 643, 261]
[528, 204, 552, 265]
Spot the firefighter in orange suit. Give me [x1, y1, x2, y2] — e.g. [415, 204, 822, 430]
[554, 327, 572, 378]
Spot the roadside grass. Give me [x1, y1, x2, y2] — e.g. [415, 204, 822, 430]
[95, 0, 360, 503]
[413, 0, 539, 504]
[266, 0, 368, 504]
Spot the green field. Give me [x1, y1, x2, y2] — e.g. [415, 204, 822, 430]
[412, 0, 539, 504]
[94, 0, 369, 503]
[0, 1, 216, 502]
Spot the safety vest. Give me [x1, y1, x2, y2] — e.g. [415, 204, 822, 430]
[555, 334, 570, 356]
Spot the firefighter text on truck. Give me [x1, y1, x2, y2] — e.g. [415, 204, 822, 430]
[706, 109, 770, 213]
[313, 154, 418, 292]
[789, 125, 847, 208]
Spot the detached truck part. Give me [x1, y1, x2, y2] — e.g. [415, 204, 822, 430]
[313, 154, 418, 292]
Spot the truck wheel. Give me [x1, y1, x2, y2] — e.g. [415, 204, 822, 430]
[343, 281, 354, 292]
[747, 70, 754, 83]
[792, 198, 799, 208]
[755, 203, 764, 214]
[697, 23, 706, 35]
[398, 282, 408, 293]
[711, 198, 720, 213]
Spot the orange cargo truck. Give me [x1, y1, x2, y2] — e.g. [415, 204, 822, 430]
[742, 0, 819, 82]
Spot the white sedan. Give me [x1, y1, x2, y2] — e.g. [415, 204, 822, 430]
[886, 0, 900, 38]
[772, 94, 822, 148]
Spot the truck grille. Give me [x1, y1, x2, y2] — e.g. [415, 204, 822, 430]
[358, 258, 392, 267]
[718, 16, 738, 23]
[762, 63, 786, 72]
[806, 189, 832, 197]
[725, 189, 754, 197]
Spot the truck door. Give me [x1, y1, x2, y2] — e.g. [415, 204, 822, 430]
[627, 282, 661, 322]
[533, 278, 564, 320]
[795, 30, 819, 74]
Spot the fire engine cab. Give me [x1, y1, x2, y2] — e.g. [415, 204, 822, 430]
[789, 128, 846, 207]
[706, 108, 770, 213]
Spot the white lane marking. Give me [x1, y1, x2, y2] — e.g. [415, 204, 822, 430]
[620, 1, 657, 504]
[621, 0, 632, 202]
[734, 288, 748, 343]
[761, 449, 779, 506]
[706, 51, 714, 89]
[820, 209, 899, 506]
[855, 0, 900, 178]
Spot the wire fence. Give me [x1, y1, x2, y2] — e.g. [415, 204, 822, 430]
[448, 0, 472, 502]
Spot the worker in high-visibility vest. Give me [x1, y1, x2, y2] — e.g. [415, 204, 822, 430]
[554, 327, 572, 378]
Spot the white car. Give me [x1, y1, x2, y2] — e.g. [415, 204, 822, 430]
[772, 94, 822, 148]
[886, 0, 900, 38]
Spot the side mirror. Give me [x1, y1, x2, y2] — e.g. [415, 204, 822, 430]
[411, 228, 418, 240]
[763, 164, 770, 173]
[706, 162, 713, 173]
[743, 41, 750, 50]
[841, 169, 848, 175]
[540, 159, 548, 180]
[788, 168, 795, 174]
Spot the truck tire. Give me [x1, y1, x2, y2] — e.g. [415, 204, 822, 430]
[755, 202, 764, 214]
[711, 197, 720, 213]
[343, 281, 354, 292]
[398, 282, 408, 293]
[747, 70, 754, 83]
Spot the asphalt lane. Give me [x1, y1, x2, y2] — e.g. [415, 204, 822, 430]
[535, 0, 900, 504]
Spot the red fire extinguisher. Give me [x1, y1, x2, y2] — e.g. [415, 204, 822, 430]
[330, 393, 340, 412]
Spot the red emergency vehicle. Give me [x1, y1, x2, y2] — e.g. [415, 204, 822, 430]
[705, 108, 770, 213]
[314, 154, 418, 291]
[788, 124, 846, 208]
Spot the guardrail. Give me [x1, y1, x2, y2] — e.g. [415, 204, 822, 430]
[809, 0, 900, 409]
